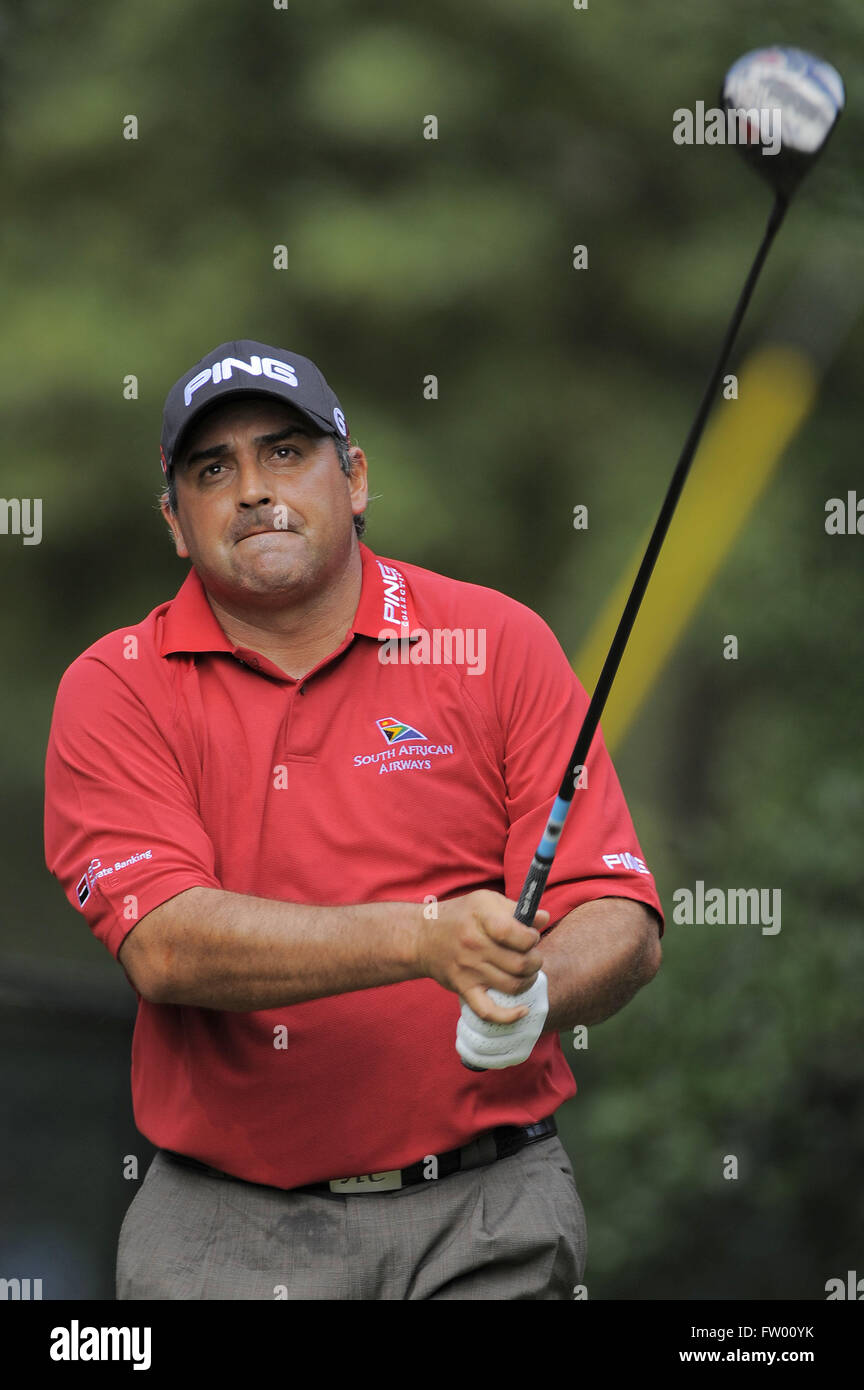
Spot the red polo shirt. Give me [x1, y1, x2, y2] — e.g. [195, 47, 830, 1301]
[44, 541, 663, 1190]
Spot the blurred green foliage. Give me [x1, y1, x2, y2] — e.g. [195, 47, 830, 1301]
[1, 0, 862, 1299]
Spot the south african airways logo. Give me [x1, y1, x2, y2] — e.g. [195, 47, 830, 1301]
[353, 717, 455, 774]
[377, 717, 427, 744]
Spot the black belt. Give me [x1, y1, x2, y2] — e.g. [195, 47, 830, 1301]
[162, 1116, 557, 1196]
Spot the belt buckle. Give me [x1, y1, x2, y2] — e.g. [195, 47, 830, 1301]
[328, 1168, 403, 1193]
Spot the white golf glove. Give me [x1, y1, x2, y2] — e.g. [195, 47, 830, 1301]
[455, 971, 549, 1070]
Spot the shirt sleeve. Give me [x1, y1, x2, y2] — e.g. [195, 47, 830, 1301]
[493, 601, 665, 936]
[44, 652, 223, 962]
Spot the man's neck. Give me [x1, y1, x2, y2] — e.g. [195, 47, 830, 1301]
[206, 547, 364, 680]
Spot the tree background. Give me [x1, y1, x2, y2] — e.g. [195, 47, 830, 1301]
[1, 0, 861, 1299]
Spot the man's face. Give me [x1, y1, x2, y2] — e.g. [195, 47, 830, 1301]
[161, 396, 368, 608]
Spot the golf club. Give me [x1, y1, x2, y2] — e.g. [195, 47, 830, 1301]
[461, 46, 844, 1070]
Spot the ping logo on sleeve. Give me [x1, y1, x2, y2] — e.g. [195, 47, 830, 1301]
[603, 851, 650, 874]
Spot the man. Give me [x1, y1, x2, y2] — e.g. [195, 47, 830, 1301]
[44, 338, 664, 1301]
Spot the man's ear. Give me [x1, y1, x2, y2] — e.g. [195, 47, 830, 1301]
[160, 495, 190, 558]
[346, 445, 368, 512]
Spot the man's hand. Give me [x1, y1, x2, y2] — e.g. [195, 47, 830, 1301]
[415, 889, 547, 1024]
[455, 971, 550, 1069]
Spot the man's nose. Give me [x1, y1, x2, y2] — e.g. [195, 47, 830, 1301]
[236, 458, 273, 505]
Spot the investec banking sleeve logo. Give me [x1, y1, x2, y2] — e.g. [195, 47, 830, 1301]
[76, 859, 100, 906]
[76, 850, 154, 907]
[352, 717, 455, 775]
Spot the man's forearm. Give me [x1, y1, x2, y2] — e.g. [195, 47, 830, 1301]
[539, 896, 662, 1033]
[119, 886, 423, 1010]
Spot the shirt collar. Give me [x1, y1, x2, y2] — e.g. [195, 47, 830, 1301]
[159, 542, 417, 657]
[351, 543, 418, 639]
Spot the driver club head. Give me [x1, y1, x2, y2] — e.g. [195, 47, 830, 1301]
[721, 46, 845, 200]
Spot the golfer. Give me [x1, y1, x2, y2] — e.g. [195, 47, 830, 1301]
[44, 339, 664, 1300]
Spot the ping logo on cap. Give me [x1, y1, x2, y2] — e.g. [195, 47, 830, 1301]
[183, 355, 300, 407]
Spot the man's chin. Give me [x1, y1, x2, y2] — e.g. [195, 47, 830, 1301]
[230, 561, 309, 596]
[196, 551, 310, 602]
[194, 533, 352, 606]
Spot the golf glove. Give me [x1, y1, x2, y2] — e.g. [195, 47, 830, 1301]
[455, 970, 549, 1069]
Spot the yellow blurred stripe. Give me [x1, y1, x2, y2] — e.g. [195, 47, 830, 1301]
[573, 344, 819, 752]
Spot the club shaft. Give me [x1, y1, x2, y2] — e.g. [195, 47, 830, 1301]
[514, 193, 789, 928]
[463, 194, 789, 1069]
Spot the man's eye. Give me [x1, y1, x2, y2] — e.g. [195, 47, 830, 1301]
[201, 463, 223, 478]
[273, 446, 299, 459]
